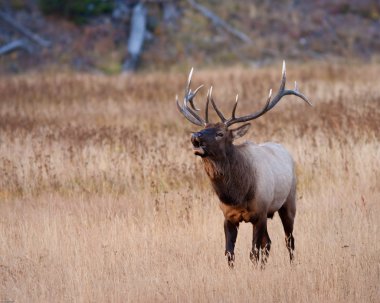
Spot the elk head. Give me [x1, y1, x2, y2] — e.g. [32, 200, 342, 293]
[176, 61, 312, 160]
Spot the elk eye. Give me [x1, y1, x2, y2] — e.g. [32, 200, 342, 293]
[216, 132, 224, 138]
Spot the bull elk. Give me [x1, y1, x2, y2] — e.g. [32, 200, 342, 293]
[176, 61, 311, 268]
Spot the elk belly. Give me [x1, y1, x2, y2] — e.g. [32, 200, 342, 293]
[219, 203, 253, 224]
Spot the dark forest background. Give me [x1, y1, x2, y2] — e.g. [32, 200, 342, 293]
[1, 0, 380, 74]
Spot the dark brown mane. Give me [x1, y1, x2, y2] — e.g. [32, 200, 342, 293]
[203, 145, 255, 206]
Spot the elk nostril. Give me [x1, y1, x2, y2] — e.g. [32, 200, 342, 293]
[191, 135, 201, 147]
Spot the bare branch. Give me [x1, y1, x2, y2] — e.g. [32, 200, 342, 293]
[186, 0, 253, 44]
[0, 39, 31, 56]
[0, 11, 51, 48]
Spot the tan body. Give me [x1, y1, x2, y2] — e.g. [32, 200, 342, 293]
[197, 134, 297, 267]
[217, 142, 296, 224]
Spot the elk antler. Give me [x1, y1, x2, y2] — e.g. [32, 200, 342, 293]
[176, 68, 209, 126]
[177, 62, 311, 127]
[210, 61, 312, 127]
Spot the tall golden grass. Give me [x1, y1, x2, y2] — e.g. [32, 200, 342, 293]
[0, 62, 379, 302]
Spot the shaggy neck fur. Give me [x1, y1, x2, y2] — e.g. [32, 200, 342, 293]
[202, 143, 256, 206]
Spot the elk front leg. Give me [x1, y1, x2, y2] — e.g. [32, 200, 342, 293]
[224, 220, 239, 268]
[250, 218, 271, 268]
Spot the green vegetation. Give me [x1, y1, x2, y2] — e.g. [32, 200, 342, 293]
[38, 0, 113, 24]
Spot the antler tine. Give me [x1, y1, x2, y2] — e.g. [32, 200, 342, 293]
[209, 86, 227, 123]
[187, 84, 203, 111]
[266, 61, 312, 108]
[281, 89, 313, 107]
[225, 61, 311, 127]
[290, 81, 313, 106]
[176, 95, 203, 126]
[185, 67, 204, 111]
[205, 88, 211, 124]
[176, 68, 207, 126]
[265, 89, 272, 108]
[263, 60, 312, 110]
[231, 94, 239, 119]
[280, 60, 286, 91]
[186, 67, 194, 94]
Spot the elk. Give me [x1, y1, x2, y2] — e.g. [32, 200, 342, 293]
[176, 62, 311, 268]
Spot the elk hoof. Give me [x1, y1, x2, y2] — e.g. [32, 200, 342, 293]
[225, 251, 235, 269]
[249, 248, 259, 265]
[289, 251, 295, 264]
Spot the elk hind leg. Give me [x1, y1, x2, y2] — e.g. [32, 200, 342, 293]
[279, 190, 296, 263]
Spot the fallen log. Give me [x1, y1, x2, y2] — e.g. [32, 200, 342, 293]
[0, 39, 31, 55]
[0, 11, 51, 48]
[187, 0, 253, 44]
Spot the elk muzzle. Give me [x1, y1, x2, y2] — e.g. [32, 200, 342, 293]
[191, 132, 205, 156]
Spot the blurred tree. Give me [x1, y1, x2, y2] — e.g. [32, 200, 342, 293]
[113, 0, 147, 72]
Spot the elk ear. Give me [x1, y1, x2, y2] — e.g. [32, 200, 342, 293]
[231, 123, 251, 140]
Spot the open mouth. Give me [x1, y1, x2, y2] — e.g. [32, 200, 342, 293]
[193, 146, 205, 156]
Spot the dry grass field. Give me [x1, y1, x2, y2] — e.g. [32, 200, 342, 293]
[0, 62, 379, 302]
